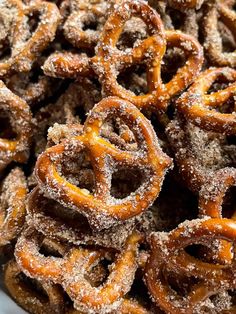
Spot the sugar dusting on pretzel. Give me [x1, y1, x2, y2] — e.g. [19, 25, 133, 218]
[93, 0, 203, 112]
[145, 218, 236, 313]
[35, 97, 172, 229]
[0, 80, 33, 171]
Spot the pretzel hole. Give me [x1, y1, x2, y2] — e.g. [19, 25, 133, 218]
[111, 167, 143, 199]
[16, 272, 51, 301]
[161, 47, 186, 84]
[60, 150, 95, 193]
[0, 109, 17, 140]
[82, 16, 99, 32]
[117, 18, 148, 50]
[0, 38, 11, 60]
[117, 64, 148, 96]
[221, 186, 236, 218]
[100, 117, 138, 151]
[85, 257, 112, 287]
[164, 269, 199, 296]
[218, 22, 236, 53]
[167, 8, 185, 30]
[26, 10, 41, 37]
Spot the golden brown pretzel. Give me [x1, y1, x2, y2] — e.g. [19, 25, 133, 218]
[4, 259, 65, 314]
[145, 218, 236, 314]
[204, 0, 236, 67]
[35, 97, 172, 230]
[15, 228, 142, 313]
[0, 80, 33, 171]
[176, 67, 236, 135]
[63, 0, 114, 50]
[93, 0, 203, 112]
[0, 0, 61, 77]
[198, 167, 236, 263]
[0, 168, 27, 246]
[42, 52, 93, 79]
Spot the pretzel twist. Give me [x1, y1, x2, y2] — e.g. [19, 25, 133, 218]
[145, 218, 236, 314]
[35, 97, 172, 230]
[0, 80, 33, 171]
[0, 0, 61, 77]
[93, 0, 203, 112]
[177, 67, 236, 135]
[15, 228, 142, 313]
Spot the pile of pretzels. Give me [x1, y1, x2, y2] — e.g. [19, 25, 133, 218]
[0, 0, 235, 313]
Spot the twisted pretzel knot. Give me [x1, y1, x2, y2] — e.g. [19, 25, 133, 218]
[93, 0, 203, 112]
[4, 259, 65, 314]
[145, 218, 236, 314]
[177, 67, 236, 135]
[35, 97, 172, 230]
[0, 168, 27, 247]
[0, 80, 33, 171]
[204, 0, 236, 68]
[0, 0, 61, 77]
[15, 228, 142, 313]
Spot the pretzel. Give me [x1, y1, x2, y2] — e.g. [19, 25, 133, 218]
[4, 259, 65, 314]
[15, 227, 142, 313]
[0, 80, 33, 171]
[204, 0, 236, 68]
[176, 67, 236, 135]
[168, 0, 205, 10]
[0, 0, 61, 77]
[145, 218, 236, 313]
[35, 97, 172, 230]
[166, 116, 231, 193]
[42, 52, 93, 79]
[34, 79, 99, 155]
[26, 187, 137, 249]
[6, 73, 55, 106]
[93, 0, 203, 112]
[150, 1, 199, 38]
[0, 168, 27, 246]
[63, 0, 114, 50]
[198, 167, 236, 263]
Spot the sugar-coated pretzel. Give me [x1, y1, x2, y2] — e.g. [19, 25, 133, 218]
[199, 167, 236, 263]
[63, 0, 114, 50]
[145, 218, 236, 314]
[166, 116, 231, 193]
[0, 80, 33, 171]
[93, 0, 203, 112]
[42, 52, 93, 79]
[4, 259, 65, 314]
[35, 97, 172, 230]
[26, 187, 137, 249]
[0, 168, 27, 246]
[204, 0, 236, 68]
[15, 228, 142, 313]
[168, 0, 205, 10]
[0, 0, 61, 77]
[177, 67, 236, 135]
